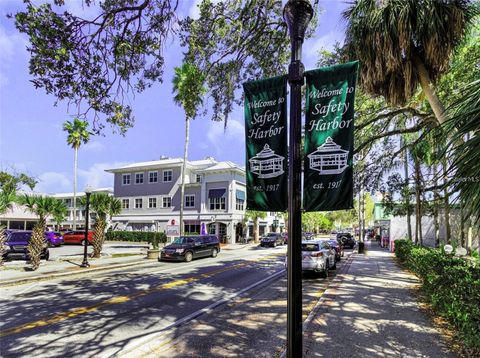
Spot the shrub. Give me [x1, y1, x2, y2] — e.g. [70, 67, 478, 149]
[105, 231, 167, 248]
[394, 240, 480, 351]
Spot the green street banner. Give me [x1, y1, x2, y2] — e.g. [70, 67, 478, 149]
[243, 75, 287, 211]
[303, 61, 359, 211]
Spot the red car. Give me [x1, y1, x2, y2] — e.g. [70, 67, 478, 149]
[63, 230, 94, 245]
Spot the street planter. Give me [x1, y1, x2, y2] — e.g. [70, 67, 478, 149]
[146, 249, 160, 259]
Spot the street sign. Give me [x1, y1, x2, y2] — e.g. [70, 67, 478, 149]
[303, 61, 359, 211]
[243, 75, 288, 211]
[166, 225, 179, 236]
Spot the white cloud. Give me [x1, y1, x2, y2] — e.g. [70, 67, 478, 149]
[206, 118, 244, 155]
[78, 162, 127, 190]
[0, 25, 28, 88]
[304, 31, 343, 61]
[34, 171, 72, 194]
[83, 141, 104, 152]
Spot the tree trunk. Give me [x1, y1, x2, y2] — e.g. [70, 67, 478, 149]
[179, 117, 190, 237]
[0, 225, 6, 267]
[404, 146, 413, 242]
[73, 147, 78, 230]
[442, 158, 451, 244]
[28, 218, 46, 271]
[412, 54, 446, 125]
[414, 155, 422, 245]
[253, 217, 259, 243]
[433, 165, 440, 248]
[92, 219, 106, 258]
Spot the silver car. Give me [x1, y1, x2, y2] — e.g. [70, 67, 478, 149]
[301, 240, 336, 277]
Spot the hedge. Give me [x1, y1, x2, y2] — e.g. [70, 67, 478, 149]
[105, 231, 167, 247]
[394, 240, 480, 352]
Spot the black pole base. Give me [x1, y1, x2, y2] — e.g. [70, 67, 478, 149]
[80, 262, 90, 268]
[358, 242, 365, 254]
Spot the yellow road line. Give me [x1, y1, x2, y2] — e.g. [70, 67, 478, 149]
[1, 253, 283, 338]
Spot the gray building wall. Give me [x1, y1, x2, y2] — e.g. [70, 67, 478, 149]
[171, 186, 201, 212]
[114, 167, 182, 197]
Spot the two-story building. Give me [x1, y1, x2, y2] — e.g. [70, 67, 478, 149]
[0, 188, 112, 230]
[105, 157, 248, 243]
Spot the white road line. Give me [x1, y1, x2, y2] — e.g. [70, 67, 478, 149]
[112, 269, 286, 358]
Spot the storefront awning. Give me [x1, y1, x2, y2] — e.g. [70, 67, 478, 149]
[236, 190, 245, 200]
[208, 188, 226, 198]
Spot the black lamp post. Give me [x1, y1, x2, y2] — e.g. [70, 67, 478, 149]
[80, 184, 92, 268]
[283, 1, 313, 357]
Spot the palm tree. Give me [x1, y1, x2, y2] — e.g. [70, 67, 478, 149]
[51, 200, 68, 231]
[172, 63, 207, 236]
[445, 79, 480, 227]
[0, 187, 17, 267]
[245, 210, 267, 243]
[87, 193, 121, 258]
[63, 118, 92, 230]
[19, 195, 59, 270]
[343, 0, 476, 124]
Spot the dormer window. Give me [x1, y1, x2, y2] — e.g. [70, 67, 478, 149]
[196, 174, 202, 183]
[163, 170, 173, 182]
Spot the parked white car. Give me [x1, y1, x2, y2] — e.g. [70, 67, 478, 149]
[301, 239, 336, 277]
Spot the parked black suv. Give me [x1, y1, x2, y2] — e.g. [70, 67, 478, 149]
[260, 233, 284, 247]
[160, 235, 220, 262]
[336, 233, 356, 249]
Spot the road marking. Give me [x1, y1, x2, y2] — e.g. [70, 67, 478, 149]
[0, 253, 284, 338]
[115, 269, 286, 358]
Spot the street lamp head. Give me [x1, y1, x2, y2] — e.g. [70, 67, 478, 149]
[283, 0, 314, 41]
[84, 184, 93, 195]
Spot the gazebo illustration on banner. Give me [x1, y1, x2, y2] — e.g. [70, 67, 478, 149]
[249, 144, 285, 178]
[307, 137, 349, 175]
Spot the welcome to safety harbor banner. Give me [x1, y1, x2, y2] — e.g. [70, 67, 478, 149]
[303, 61, 359, 211]
[243, 75, 288, 211]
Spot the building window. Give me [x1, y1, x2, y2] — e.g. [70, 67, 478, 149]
[122, 174, 131, 185]
[209, 197, 226, 211]
[148, 197, 157, 208]
[208, 188, 226, 211]
[236, 198, 244, 211]
[135, 198, 143, 209]
[162, 197, 171, 208]
[135, 172, 144, 184]
[185, 195, 195, 208]
[163, 170, 173, 182]
[195, 174, 202, 183]
[149, 171, 158, 183]
[64, 198, 72, 207]
[184, 223, 200, 234]
[122, 199, 130, 209]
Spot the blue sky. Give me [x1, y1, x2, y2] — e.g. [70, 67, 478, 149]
[0, 0, 348, 194]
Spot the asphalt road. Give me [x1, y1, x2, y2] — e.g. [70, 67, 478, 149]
[0, 245, 353, 358]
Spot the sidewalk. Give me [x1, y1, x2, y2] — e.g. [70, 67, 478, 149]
[0, 242, 257, 287]
[303, 241, 454, 358]
[0, 255, 151, 287]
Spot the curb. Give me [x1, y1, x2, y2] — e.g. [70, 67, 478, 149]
[0, 258, 152, 288]
[279, 252, 356, 358]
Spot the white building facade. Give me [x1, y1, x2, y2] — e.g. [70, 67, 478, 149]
[105, 157, 285, 244]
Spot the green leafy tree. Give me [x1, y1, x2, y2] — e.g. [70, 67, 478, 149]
[0, 171, 37, 267]
[12, 0, 310, 132]
[172, 63, 207, 237]
[86, 193, 122, 258]
[343, 0, 477, 124]
[245, 210, 267, 243]
[19, 195, 60, 270]
[63, 118, 92, 230]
